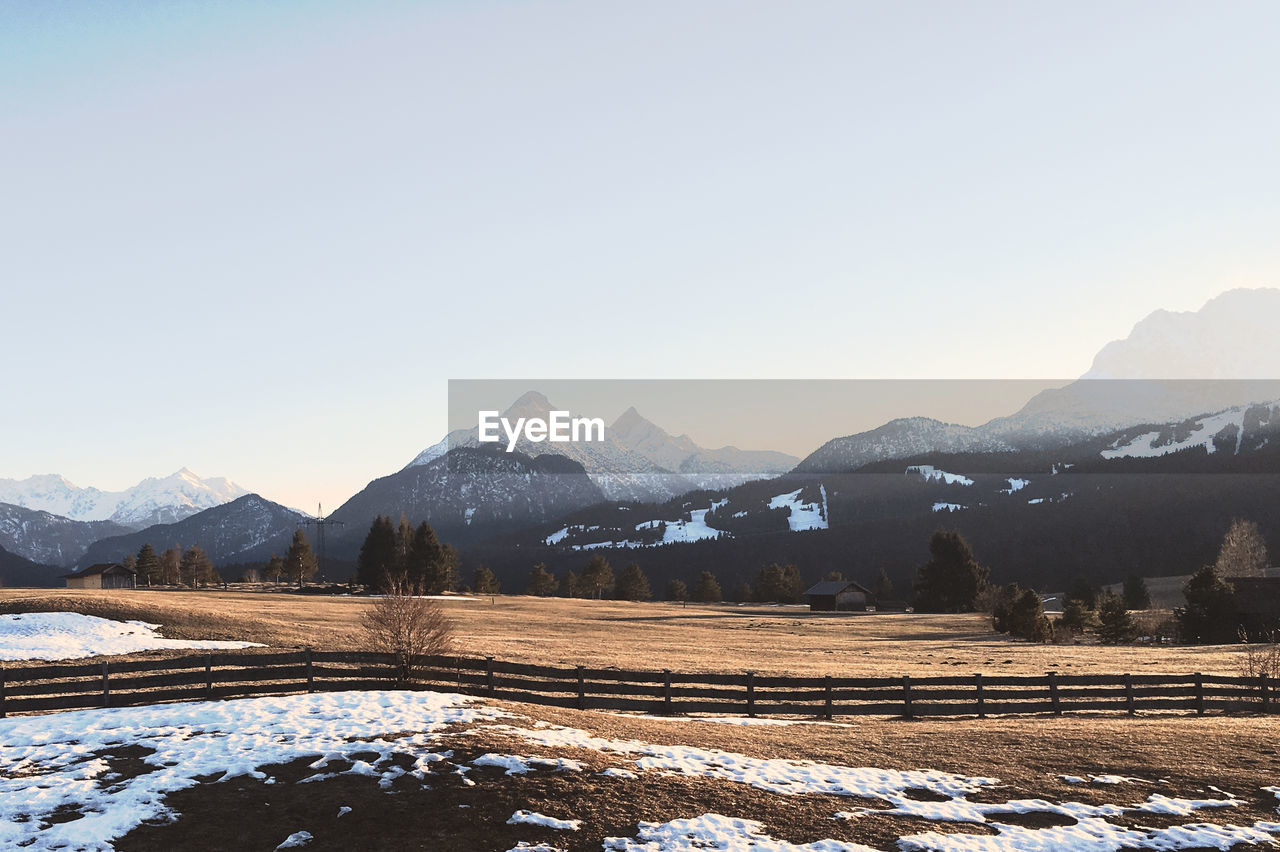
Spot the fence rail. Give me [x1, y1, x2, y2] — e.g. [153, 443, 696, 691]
[0, 651, 1274, 719]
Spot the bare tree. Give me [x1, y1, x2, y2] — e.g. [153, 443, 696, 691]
[360, 573, 453, 683]
[1215, 518, 1269, 578]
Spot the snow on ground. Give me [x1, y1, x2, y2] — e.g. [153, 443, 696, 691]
[0, 612, 263, 662]
[768, 486, 829, 532]
[0, 690, 504, 850]
[908, 465, 975, 486]
[1101, 408, 1245, 460]
[1004, 478, 1029, 493]
[2, 694, 1277, 852]
[932, 502, 965, 513]
[507, 810, 582, 831]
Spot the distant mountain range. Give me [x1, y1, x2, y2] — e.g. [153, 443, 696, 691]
[406, 391, 799, 502]
[4, 287, 1280, 591]
[0, 468, 249, 529]
[76, 494, 306, 570]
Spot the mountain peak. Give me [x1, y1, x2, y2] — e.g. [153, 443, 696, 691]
[1085, 286, 1280, 380]
[501, 390, 556, 420]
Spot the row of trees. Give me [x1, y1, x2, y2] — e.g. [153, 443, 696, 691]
[356, 515, 459, 594]
[126, 529, 321, 589]
[523, 557, 725, 603]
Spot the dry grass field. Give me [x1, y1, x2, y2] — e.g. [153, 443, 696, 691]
[0, 588, 1254, 677]
[4, 588, 1280, 850]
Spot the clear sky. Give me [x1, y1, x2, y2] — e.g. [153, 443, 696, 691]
[4, 0, 1279, 511]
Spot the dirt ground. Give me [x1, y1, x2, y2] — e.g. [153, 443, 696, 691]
[0, 588, 1253, 677]
[110, 700, 1280, 851]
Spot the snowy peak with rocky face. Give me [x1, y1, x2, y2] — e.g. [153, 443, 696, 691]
[403, 392, 798, 502]
[0, 468, 251, 530]
[1085, 288, 1280, 380]
[794, 417, 1016, 474]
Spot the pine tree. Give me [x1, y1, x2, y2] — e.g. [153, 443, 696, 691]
[691, 571, 722, 603]
[1176, 565, 1239, 643]
[406, 522, 444, 591]
[1215, 518, 1269, 578]
[558, 569, 580, 598]
[527, 563, 558, 596]
[283, 529, 318, 589]
[1064, 577, 1099, 610]
[581, 555, 614, 599]
[395, 514, 414, 576]
[159, 547, 181, 585]
[1122, 574, 1151, 610]
[472, 564, 500, 595]
[665, 578, 688, 602]
[267, 554, 285, 584]
[180, 545, 216, 587]
[1096, 593, 1137, 644]
[912, 530, 989, 613]
[615, 563, 651, 601]
[135, 543, 160, 587]
[357, 516, 398, 591]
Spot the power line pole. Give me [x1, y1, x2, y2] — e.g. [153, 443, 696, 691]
[299, 504, 344, 586]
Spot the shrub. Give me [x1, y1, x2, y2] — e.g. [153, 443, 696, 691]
[360, 574, 453, 682]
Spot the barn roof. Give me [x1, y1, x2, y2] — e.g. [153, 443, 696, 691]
[804, 580, 871, 596]
[61, 562, 136, 579]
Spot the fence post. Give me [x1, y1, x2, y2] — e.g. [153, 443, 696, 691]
[902, 675, 914, 720]
[1262, 673, 1271, 714]
[486, 656, 495, 697]
[576, 665, 585, 711]
[394, 650, 405, 685]
[1125, 673, 1135, 716]
[0, 665, 6, 719]
[1048, 672, 1060, 716]
[975, 673, 985, 719]
[305, 648, 314, 694]
[824, 675, 833, 721]
[102, 661, 110, 708]
[1194, 673, 1204, 716]
[746, 671, 755, 718]
[663, 669, 672, 715]
[206, 655, 213, 698]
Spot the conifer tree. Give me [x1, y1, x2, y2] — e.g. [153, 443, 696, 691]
[1096, 593, 1137, 644]
[665, 578, 688, 602]
[159, 547, 182, 585]
[581, 555, 614, 599]
[691, 571, 722, 602]
[614, 563, 651, 601]
[472, 564, 500, 595]
[1122, 574, 1151, 610]
[1176, 564, 1239, 643]
[135, 543, 160, 586]
[180, 545, 217, 587]
[357, 516, 398, 591]
[283, 528, 318, 589]
[527, 563, 557, 596]
[912, 530, 989, 613]
[558, 569, 580, 598]
[267, 554, 285, 584]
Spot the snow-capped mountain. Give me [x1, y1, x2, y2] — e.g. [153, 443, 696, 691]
[1085, 288, 1280, 380]
[794, 417, 1017, 474]
[0, 503, 131, 567]
[329, 446, 606, 551]
[0, 468, 250, 530]
[76, 494, 306, 569]
[404, 391, 798, 502]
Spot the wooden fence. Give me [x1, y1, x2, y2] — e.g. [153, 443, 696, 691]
[0, 651, 1274, 719]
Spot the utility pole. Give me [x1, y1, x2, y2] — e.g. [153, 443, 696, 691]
[299, 504, 344, 585]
